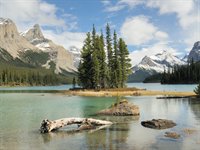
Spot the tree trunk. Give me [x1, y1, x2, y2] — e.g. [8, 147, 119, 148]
[40, 118, 113, 133]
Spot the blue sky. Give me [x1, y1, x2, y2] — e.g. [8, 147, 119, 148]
[0, 0, 199, 65]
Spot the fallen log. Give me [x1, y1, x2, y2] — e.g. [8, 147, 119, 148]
[40, 118, 113, 133]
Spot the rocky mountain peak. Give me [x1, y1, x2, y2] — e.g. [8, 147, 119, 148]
[188, 41, 200, 62]
[21, 24, 45, 43]
[0, 18, 14, 25]
[192, 41, 200, 51]
[0, 17, 36, 58]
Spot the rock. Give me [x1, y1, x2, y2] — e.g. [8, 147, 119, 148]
[188, 41, 200, 62]
[183, 128, 197, 135]
[141, 119, 176, 129]
[97, 99, 140, 116]
[165, 132, 180, 139]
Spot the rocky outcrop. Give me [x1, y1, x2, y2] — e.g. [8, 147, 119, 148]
[164, 132, 180, 139]
[21, 24, 76, 73]
[141, 119, 176, 129]
[188, 41, 200, 62]
[0, 18, 37, 58]
[97, 99, 140, 116]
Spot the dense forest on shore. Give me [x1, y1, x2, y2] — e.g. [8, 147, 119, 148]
[161, 60, 200, 84]
[0, 63, 74, 86]
[78, 24, 132, 89]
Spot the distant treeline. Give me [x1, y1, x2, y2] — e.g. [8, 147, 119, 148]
[0, 65, 73, 86]
[161, 60, 200, 84]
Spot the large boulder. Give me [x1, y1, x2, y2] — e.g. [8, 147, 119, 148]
[141, 119, 176, 129]
[97, 99, 140, 116]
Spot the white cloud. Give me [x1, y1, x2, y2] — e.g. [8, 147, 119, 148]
[120, 16, 168, 45]
[0, 0, 70, 31]
[104, 0, 144, 12]
[146, 0, 200, 47]
[129, 42, 178, 65]
[43, 30, 85, 50]
[0, 0, 85, 50]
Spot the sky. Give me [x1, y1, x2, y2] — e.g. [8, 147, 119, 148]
[0, 0, 200, 65]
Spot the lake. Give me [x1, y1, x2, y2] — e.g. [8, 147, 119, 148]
[0, 92, 200, 150]
[0, 83, 197, 92]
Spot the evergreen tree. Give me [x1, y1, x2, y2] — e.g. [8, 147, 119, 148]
[194, 82, 200, 97]
[78, 24, 131, 89]
[99, 31, 107, 88]
[106, 23, 113, 87]
[113, 30, 122, 88]
[72, 77, 76, 89]
[118, 38, 132, 87]
[78, 32, 93, 88]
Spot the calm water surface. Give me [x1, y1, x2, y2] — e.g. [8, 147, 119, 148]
[0, 83, 197, 92]
[0, 93, 200, 150]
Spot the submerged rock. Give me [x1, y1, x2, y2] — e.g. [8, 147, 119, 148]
[165, 132, 180, 139]
[141, 119, 176, 129]
[97, 99, 140, 116]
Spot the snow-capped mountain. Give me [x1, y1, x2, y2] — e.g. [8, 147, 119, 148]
[0, 18, 76, 75]
[188, 41, 200, 62]
[68, 46, 81, 68]
[129, 50, 185, 82]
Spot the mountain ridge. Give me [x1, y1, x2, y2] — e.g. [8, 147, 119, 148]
[0, 18, 77, 75]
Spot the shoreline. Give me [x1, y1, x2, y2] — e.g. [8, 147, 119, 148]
[63, 88, 196, 97]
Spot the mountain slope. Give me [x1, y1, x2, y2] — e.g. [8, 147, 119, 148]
[0, 18, 38, 58]
[129, 50, 185, 82]
[188, 41, 200, 62]
[21, 24, 76, 74]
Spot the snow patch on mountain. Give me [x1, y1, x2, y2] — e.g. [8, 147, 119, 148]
[133, 50, 185, 73]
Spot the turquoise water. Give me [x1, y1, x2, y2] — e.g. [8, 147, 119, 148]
[0, 83, 197, 92]
[127, 83, 198, 92]
[0, 93, 200, 150]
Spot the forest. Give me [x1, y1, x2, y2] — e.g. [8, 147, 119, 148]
[78, 24, 132, 89]
[161, 60, 200, 84]
[0, 64, 73, 86]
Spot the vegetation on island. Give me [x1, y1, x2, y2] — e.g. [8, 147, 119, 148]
[78, 24, 132, 89]
[194, 83, 200, 97]
[161, 60, 200, 84]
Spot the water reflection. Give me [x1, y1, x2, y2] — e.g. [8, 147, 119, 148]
[1, 94, 200, 150]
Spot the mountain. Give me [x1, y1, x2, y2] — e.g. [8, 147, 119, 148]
[21, 24, 76, 74]
[68, 46, 81, 68]
[0, 18, 77, 75]
[0, 18, 38, 58]
[188, 41, 200, 62]
[129, 50, 185, 82]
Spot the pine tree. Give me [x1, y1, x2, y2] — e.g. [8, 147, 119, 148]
[72, 77, 76, 89]
[106, 23, 113, 87]
[194, 82, 200, 97]
[78, 32, 93, 88]
[118, 38, 132, 87]
[91, 25, 100, 89]
[99, 31, 107, 88]
[113, 30, 122, 88]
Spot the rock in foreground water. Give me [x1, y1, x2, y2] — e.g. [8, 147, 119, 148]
[165, 132, 180, 139]
[97, 99, 140, 116]
[141, 119, 176, 129]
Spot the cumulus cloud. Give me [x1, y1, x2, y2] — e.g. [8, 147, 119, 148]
[146, 0, 200, 47]
[0, 0, 85, 49]
[120, 16, 168, 45]
[43, 30, 85, 50]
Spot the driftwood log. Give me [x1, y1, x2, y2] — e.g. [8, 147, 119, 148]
[40, 118, 113, 133]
